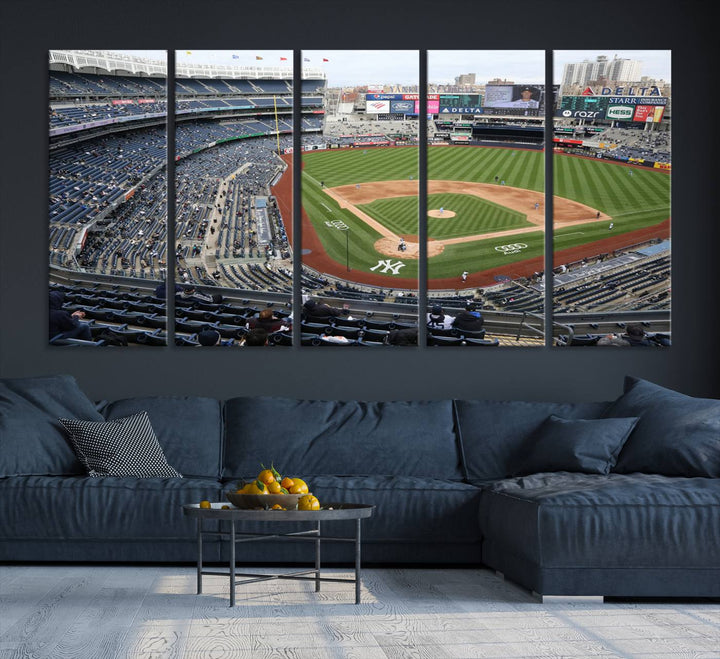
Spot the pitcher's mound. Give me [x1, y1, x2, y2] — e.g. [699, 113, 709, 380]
[428, 209, 456, 218]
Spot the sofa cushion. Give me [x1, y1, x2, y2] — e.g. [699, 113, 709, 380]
[0, 375, 103, 477]
[224, 397, 461, 480]
[514, 415, 639, 476]
[479, 472, 720, 569]
[0, 475, 222, 542]
[454, 400, 611, 482]
[59, 413, 182, 478]
[605, 376, 720, 477]
[219, 474, 483, 545]
[103, 396, 223, 479]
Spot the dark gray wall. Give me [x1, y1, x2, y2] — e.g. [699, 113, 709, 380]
[1, 0, 718, 402]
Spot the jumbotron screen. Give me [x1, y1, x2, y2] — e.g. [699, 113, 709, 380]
[483, 84, 545, 110]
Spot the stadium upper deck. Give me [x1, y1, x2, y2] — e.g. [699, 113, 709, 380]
[49, 50, 326, 134]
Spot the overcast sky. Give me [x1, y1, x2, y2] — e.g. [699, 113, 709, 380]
[120, 50, 670, 86]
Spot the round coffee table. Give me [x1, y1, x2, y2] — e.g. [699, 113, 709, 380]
[182, 502, 374, 606]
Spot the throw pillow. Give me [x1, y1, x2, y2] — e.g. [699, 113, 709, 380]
[0, 375, 104, 477]
[514, 414, 640, 476]
[59, 412, 182, 478]
[604, 376, 720, 477]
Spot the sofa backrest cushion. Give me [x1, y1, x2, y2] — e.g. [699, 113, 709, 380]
[454, 399, 611, 482]
[605, 376, 720, 477]
[513, 414, 640, 476]
[223, 397, 461, 480]
[0, 374, 103, 476]
[103, 396, 223, 479]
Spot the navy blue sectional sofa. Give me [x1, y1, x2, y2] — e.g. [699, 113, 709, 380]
[1, 374, 719, 598]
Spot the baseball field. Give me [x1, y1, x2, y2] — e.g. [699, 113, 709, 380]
[274, 145, 670, 289]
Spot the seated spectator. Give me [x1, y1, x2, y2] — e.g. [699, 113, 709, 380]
[178, 284, 222, 305]
[623, 324, 654, 347]
[49, 291, 92, 341]
[155, 282, 183, 299]
[451, 302, 484, 332]
[303, 298, 348, 320]
[248, 308, 287, 333]
[596, 333, 630, 347]
[243, 328, 269, 346]
[426, 304, 451, 329]
[196, 329, 221, 346]
[387, 327, 418, 346]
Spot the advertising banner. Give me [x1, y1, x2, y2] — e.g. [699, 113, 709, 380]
[605, 105, 635, 121]
[439, 105, 483, 114]
[633, 105, 665, 123]
[559, 96, 668, 121]
[366, 99, 390, 113]
[390, 100, 415, 114]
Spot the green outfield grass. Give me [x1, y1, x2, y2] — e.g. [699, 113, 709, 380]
[300, 146, 670, 280]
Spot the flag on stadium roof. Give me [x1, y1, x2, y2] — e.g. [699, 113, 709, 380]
[232, 54, 239, 59]
[323, 58, 329, 62]
[280, 57, 287, 61]
[185, 51, 192, 55]
[303, 57, 310, 62]
[256, 56, 263, 60]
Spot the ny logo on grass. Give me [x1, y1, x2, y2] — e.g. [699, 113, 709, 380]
[370, 259, 406, 275]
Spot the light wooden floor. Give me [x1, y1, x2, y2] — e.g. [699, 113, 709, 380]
[1, 565, 719, 658]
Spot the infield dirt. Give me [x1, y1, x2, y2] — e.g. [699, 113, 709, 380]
[324, 180, 609, 259]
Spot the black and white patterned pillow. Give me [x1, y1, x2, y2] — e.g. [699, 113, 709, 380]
[59, 411, 182, 478]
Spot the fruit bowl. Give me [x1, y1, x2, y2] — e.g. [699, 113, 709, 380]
[226, 492, 303, 510]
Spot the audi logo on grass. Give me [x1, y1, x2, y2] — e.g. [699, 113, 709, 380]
[495, 243, 528, 255]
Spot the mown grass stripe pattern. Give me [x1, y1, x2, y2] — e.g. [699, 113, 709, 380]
[301, 146, 670, 280]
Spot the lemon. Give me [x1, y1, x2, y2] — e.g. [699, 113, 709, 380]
[199, 500, 211, 509]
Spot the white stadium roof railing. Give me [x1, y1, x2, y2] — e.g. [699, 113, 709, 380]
[48, 50, 326, 81]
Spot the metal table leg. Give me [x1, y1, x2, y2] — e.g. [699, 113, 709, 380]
[196, 517, 203, 595]
[355, 518, 362, 605]
[315, 521, 321, 592]
[229, 520, 236, 607]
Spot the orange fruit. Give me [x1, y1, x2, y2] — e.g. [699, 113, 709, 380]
[257, 468, 275, 484]
[289, 478, 309, 494]
[199, 500, 211, 509]
[245, 480, 267, 495]
[271, 504, 286, 510]
[298, 494, 320, 511]
[280, 476, 294, 490]
[267, 480, 283, 494]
